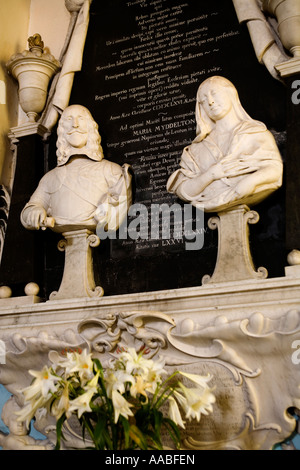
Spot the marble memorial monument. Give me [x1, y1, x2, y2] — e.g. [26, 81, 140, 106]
[167, 76, 283, 283]
[0, 0, 300, 452]
[21, 104, 132, 299]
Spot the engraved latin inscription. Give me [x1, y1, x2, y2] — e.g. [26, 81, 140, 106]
[88, 0, 241, 252]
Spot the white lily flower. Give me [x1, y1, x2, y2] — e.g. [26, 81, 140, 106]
[65, 349, 94, 383]
[18, 347, 216, 452]
[111, 390, 134, 423]
[174, 383, 215, 422]
[15, 402, 37, 430]
[51, 382, 70, 420]
[143, 358, 166, 393]
[48, 350, 68, 371]
[16, 394, 51, 429]
[168, 396, 186, 429]
[130, 375, 149, 401]
[49, 350, 79, 372]
[66, 370, 101, 419]
[22, 366, 59, 401]
[117, 348, 153, 376]
[105, 369, 134, 398]
[178, 371, 213, 388]
[67, 388, 95, 419]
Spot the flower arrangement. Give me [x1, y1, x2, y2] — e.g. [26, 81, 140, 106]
[16, 347, 215, 450]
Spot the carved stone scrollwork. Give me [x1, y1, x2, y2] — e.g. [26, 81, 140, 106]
[165, 309, 300, 450]
[0, 328, 89, 448]
[87, 233, 101, 248]
[1, 306, 300, 449]
[78, 311, 175, 359]
[57, 239, 68, 252]
[0, 310, 175, 449]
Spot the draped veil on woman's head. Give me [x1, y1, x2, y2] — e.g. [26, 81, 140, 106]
[194, 76, 265, 143]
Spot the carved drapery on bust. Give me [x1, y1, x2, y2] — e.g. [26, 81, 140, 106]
[167, 76, 283, 213]
[21, 105, 132, 234]
[20, 105, 132, 300]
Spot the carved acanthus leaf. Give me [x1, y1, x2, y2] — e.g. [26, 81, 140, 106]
[78, 310, 175, 357]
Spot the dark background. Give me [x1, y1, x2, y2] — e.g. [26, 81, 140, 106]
[0, 0, 288, 299]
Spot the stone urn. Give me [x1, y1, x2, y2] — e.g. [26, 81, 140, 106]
[6, 34, 61, 123]
[262, 0, 300, 58]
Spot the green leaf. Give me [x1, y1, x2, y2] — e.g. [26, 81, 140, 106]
[143, 430, 163, 450]
[93, 415, 111, 449]
[129, 424, 148, 450]
[92, 358, 103, 373]
[81, 414, 96, 446]
[55, 413, 66, 450]
[162, 417, 181, 449]
[120, 416, 131, 449]
[153, 408, 163, 430]
[149, 409, 162, 439]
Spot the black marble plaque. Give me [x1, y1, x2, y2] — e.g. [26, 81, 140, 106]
[58, 0, 287, 296]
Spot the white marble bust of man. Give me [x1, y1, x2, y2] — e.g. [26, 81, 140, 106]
[21, 104, 132, 233]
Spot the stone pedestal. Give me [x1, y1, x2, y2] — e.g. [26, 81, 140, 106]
[49, 229, 104, 301]
[276, 58, 300, 78]
[202, 205, 267, 285]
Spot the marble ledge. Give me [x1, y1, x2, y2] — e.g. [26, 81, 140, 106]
[275, 57, 300, 78]
[0, 274, 299, 335]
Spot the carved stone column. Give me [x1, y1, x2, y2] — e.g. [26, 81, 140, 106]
[202, 205, 267, 284]
[49, 229, 104, 301]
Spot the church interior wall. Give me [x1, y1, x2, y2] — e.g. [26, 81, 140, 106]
[0, 0, 299, 451]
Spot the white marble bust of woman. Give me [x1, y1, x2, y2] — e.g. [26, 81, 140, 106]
[167, 76, 283, 213]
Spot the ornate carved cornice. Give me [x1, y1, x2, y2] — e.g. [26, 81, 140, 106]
[0, 294, 300, 449]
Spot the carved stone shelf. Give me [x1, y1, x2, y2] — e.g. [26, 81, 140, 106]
[0, 274, 300, 450]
